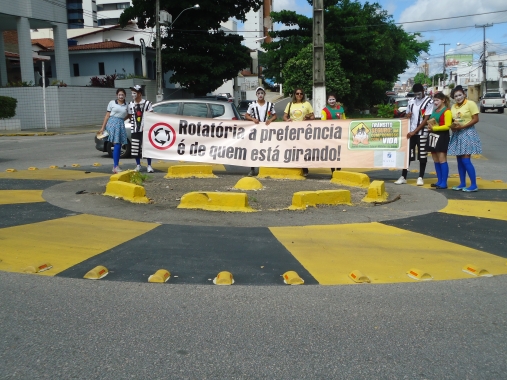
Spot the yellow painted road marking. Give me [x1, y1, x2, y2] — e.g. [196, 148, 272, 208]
[0, 190, 45, 204]
[0, 168, 109, 181]
[0, 214, 158, 276]
[440, 200, 507, 222]
[270, 223, 507, 285]
[151, 161, 226, 172]
[406, 177, 507, 190]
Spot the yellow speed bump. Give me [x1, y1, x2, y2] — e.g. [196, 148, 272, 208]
[330, 171, 370, 188]
[49, 165, 58, 169]
[6, 168, 17, 172]
[213, 271, 234, 285]
[348, 270, 371, 283]
[362, 180, 388, 203]
[164, 165, 217, 179]
[28, 167, 38, 171]
[233, 177, 263, 190]
[110, 170, 134, 183]
[84, 265, 108, 279]
[92, 163, 102, 167]
[104, 181, 149, 203]
[407, 268, 432, 281]
[257, 167, 305, 180]
[462, 264, 492, 277]
[282, 271, 304, 285]
[493, 180, 503, 183]
[71, 164, 80, 167]
[23, 262, 53, 274]
[178, 192, 255, 212]
[148, 269, 171, 283]
[289, 190, 351, 210]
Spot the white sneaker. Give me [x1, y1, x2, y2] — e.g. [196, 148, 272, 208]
[147, 165, 154, 173]
[416, 177, 424, 186]
[135, 165, 142, 172]
[394, 176, 406, 185]
[112, 166, 123, 173]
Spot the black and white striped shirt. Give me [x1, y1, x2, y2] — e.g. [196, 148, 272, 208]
[247, 101, 276, 122]
[128, 100, 153, 133]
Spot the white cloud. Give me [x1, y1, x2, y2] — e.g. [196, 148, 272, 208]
[399, 0, 507, 32]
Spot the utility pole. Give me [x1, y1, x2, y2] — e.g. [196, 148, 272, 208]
[476, 23, 493, 94]
[439, 43, 450, 87]
[156, 0, 162, 102]
[312, 0, 325, 116]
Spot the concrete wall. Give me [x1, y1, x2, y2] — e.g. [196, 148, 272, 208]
[0, 87, 121, 129]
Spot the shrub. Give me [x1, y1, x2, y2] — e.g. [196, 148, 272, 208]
[376, 103, 395, 118]
[0, 96, 17, 119]
[90, 74, 117, 87]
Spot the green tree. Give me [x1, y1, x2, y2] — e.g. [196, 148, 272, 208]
[120, 0, 263, 95]
[261, 0, 430, 109]
[282, 44, 350, 99]
[414, 72, 431, 85]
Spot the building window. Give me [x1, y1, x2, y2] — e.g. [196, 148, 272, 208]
[73, 63, 80, 77]
[117, 3, 130, 9]
[99, 62, 105, 75]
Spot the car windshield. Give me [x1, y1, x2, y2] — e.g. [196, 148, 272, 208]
[239, 101, 253, 109]
[484, 93, 501, 98]
[396, 99, 409, 107]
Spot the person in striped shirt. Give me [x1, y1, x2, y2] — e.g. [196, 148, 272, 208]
[244, 87, 277, 176]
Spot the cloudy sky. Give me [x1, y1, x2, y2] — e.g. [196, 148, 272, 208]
[267, 0, 507, 84]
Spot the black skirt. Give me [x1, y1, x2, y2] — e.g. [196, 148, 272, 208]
[427, 131, 450, 153]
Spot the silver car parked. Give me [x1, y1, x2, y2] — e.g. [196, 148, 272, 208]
[95, 98, 242, 158]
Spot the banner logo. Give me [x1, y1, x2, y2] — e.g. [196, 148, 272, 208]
[148, 123, 176, 150]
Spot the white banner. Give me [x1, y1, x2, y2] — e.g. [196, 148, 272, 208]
[142, 113, 409, 169]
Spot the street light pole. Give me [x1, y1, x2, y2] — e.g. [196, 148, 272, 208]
[156, 4, 200, 103]
[156, 0, 162, 102]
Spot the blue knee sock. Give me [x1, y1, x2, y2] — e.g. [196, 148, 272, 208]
[456, 157, 466, 187]
[462, 157, 477, 190]
[113, 144, 121, 167]
[147, 158, 152, 166]
[440, 162, 449, 187]
[434, 162, 442, 185]
[135, 158, 141, 165]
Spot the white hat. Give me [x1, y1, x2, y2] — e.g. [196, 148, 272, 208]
[129, 85, 143, 94]
[255, 87, 265, 93]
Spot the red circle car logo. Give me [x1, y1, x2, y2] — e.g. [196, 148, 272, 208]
[148, 123, 176, 150]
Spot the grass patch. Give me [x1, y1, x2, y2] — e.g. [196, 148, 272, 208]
[130, 172, 151, 185]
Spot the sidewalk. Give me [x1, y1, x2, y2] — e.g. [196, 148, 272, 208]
[0, 124, 100, 137]
[265, 91, 285, 103]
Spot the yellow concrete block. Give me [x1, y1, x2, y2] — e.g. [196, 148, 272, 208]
[148, 269, 171, 283]
[410, 169, 418, 173]
[257, 167, 305, 180]
[84, 265, 108, 279]
[104, 181, 149, 203]
[177, 192, 255, 212]
[493, 180, 503, 183]
[92, 163, 102, 167]
[49, 165, 58, 169]
[407, 268, 432, 281]
[28, 167, 38, 171]
[362, 180, 389, 203]
[23, 262, 53, 274]
[110, 170, 133, 183]
[330, 171, 370, 188]
[462, 264, 492, 277]
[348, 270, 371, 283]
[71, 164, 80, 167]
[289, 190, 351, 210]
[5, 169, 17, 172]
[164, 165, 217, 178]
[213, 271, 234, 285]
[233, 177, 264, 190]
[282, 271, 304, 285]
[429, 171, 436, 175]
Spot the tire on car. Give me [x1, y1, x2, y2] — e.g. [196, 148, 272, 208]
[107, 140, 131, 158]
